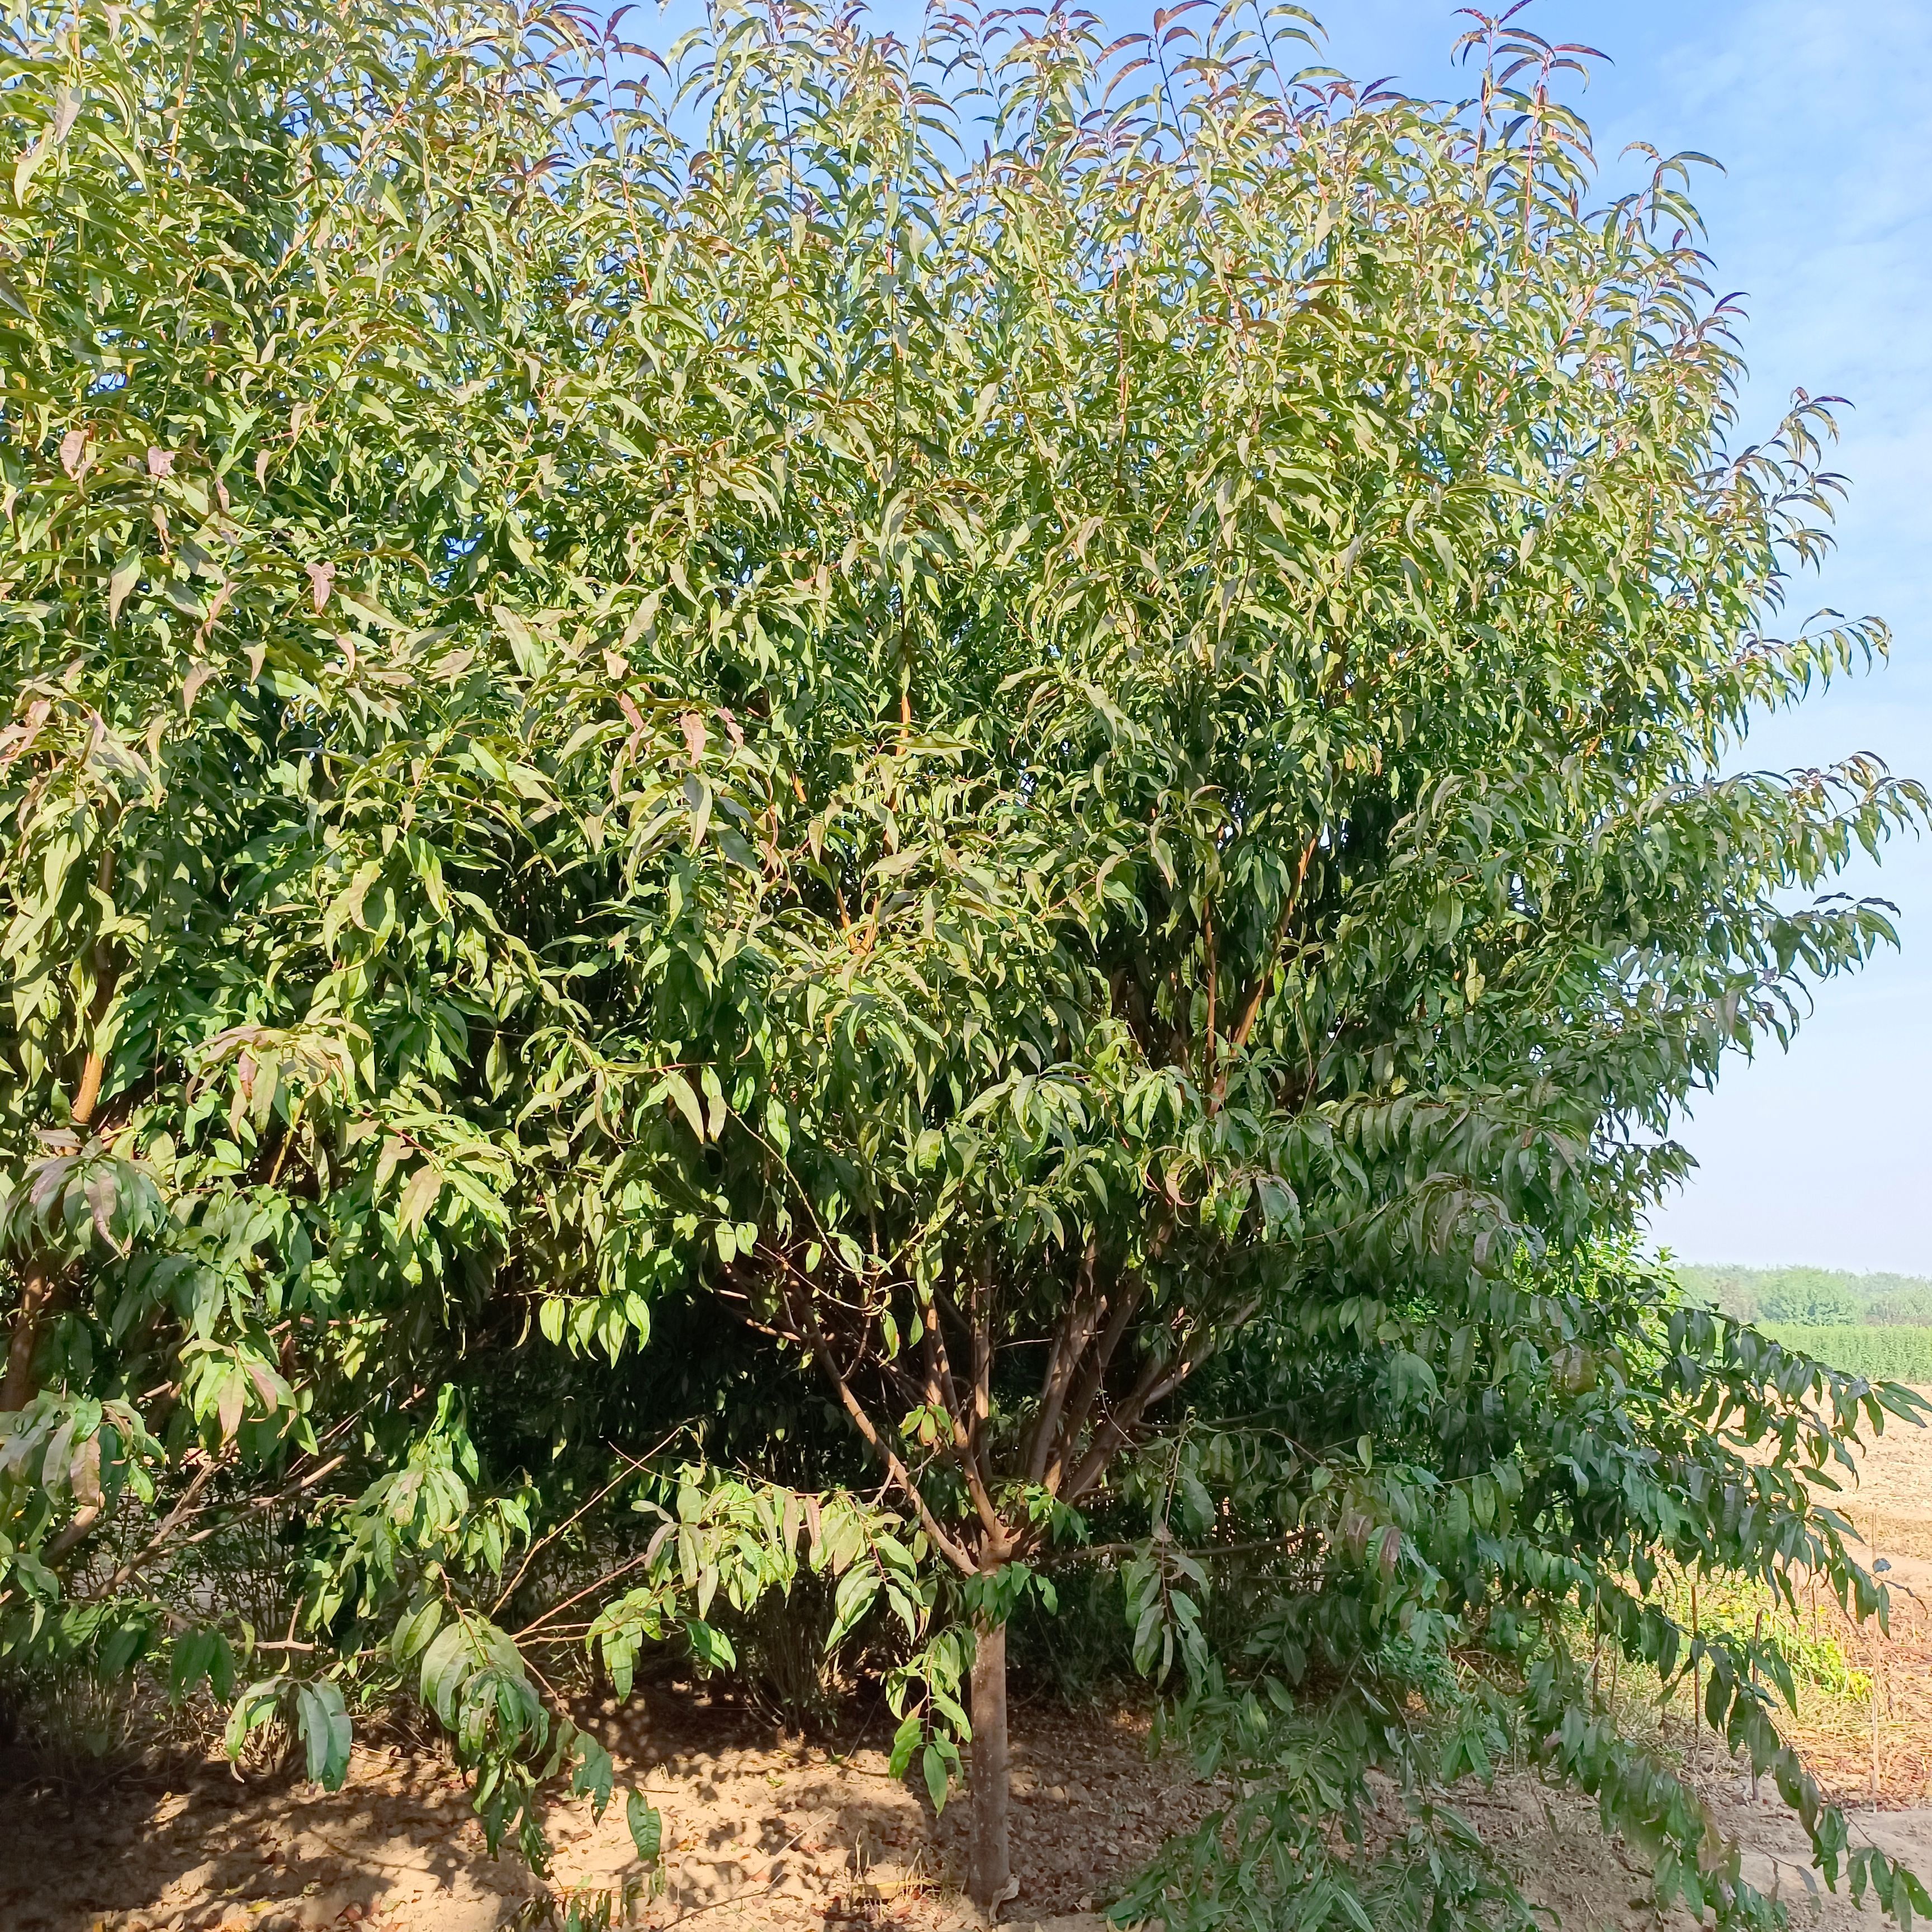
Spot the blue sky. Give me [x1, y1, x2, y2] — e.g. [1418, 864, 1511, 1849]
[1320, 2, 1932, 1273]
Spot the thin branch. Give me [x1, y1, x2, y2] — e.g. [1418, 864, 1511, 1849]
[1026, 1244, 1101, 1485]
[1059, 1301, 1253, 1509]
[1046, 1536, 1292, 1567]
[491, 1428, 683, 1617]
[45, 1502, 102, 1566]
[922, 1289, 1006, 1553]
[1045, 1282, 1142, 1495]
[779, 1273, 974, 1574]
[969, 1251, 992, 1447]
[513, 1542, 663, 1643]
[1, 1254, 57, 1414]
[1059, 1347, 1172, 1509]
[4, 845, 120, 1413]
[1225, 829, 1322, 1071]
[91, 1450, 230, 1600]
[1202, 894, 1219, 1081]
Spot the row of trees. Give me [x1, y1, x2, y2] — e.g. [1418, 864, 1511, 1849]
[1682, 1265, 1932, 1328]
[1, 1, 1925, 1924]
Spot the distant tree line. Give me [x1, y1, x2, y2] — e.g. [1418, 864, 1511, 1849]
[1678, 1264, 1932, 1328]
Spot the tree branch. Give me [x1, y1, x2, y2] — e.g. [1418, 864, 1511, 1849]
[3, 845, 120, 1414]
[1026, 1242, 1101, 1485]
[1059, 1300, 1253, 1509]
[44, 1501, 102, 1567]
[782, 1275, 975, 1574]
[1045, 1281, 1142, 1495]
[1202, 894, 1218, 1079]
[969, 1252, 992, 1450]
[1224, 830, 1322, 1078]
[1, 1254, 56, 1414]
[922, 1286, 1008, 1555]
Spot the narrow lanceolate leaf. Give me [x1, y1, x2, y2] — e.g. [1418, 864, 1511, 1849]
[397, 1164, 445, 1234]
[295, 1680, 353, 1790]
[0, 1, 1919, 1918]
[626, 1792, 662, 1865]
[107, 551, 141, 626]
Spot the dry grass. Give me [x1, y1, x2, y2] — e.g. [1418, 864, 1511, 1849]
[1779, 1389, 1932, 1808]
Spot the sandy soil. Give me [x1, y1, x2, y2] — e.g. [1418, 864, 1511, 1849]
[0, 1697, 1227, 1932]
[1840, 1395, 1932, 1570]
[1780, 1391, 1932, 1809]
[7, 1706, 1929, 1932]
[4, 1401, 1930, 1932]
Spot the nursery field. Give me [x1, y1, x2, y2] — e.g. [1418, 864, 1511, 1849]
[1763, 1327, 1932, 1386]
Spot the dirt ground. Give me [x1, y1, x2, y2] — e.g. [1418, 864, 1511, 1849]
[1835, 1397, 1932, 1570]
[4, 1404, 1931, 1932]
[1765, 1395, 1932, 1809]
[0, 1697, 1229, 1932]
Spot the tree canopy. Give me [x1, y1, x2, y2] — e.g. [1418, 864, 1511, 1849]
[1, 0, 1926, 1924]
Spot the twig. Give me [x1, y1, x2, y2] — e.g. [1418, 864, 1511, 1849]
[513, 1546, 662, 1644]
[44, 1501, 102, 1566]
[92, 1451, 229, 1599]
[491, 1430, 683, 1617]
[1046, 1537, 1289, 1566]
[773, 1265, 973, 1574]
[1224, 829, 1321, 1067]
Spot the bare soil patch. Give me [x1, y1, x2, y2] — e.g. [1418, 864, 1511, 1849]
[0, 1694, 1228, 1932]
[1771, 1390, 1932, 1808]
[6, 1400, 1930, 1932]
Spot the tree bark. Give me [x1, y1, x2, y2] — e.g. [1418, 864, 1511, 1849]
[2, 846, 117, 1415]
[1, 1254, 54, 1413]
[1, 1047, 109, 1414]
[967, 1617, 1012, 1916]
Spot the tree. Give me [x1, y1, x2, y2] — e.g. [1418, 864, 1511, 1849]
[1, 1, 1925, 1924]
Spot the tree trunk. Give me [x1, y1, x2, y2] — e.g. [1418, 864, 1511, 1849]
[968, 1617, 1012, 1916]
[1, 1254, 54, 1414]
[3, 905, 115, 1416]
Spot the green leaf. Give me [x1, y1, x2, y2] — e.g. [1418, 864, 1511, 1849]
[295, 1679, 353, 1789]
[420, 1624, 475, 1726]
[627, 1792, 662, 1864]
[391, 1598, 444, 1664]
[921, 1742, 950, 1815]
[107, 550, 141, 626]
[888, 1711, 923, 1781]
[494, 605, 544, 676]
[660, 1072, 705, 1143]
[398, 1165, 445, 1234]
[828, 1564, 879, 1647]
[683, 1620, 736, 1673]
[570, 1730, 615, 1819]
[224, 1678, 287, 1763]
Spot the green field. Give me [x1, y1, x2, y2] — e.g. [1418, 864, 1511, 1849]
[1758, 1323, 1932, 1384]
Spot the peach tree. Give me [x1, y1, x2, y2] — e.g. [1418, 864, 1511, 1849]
[0, 0, 1926, 1924]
